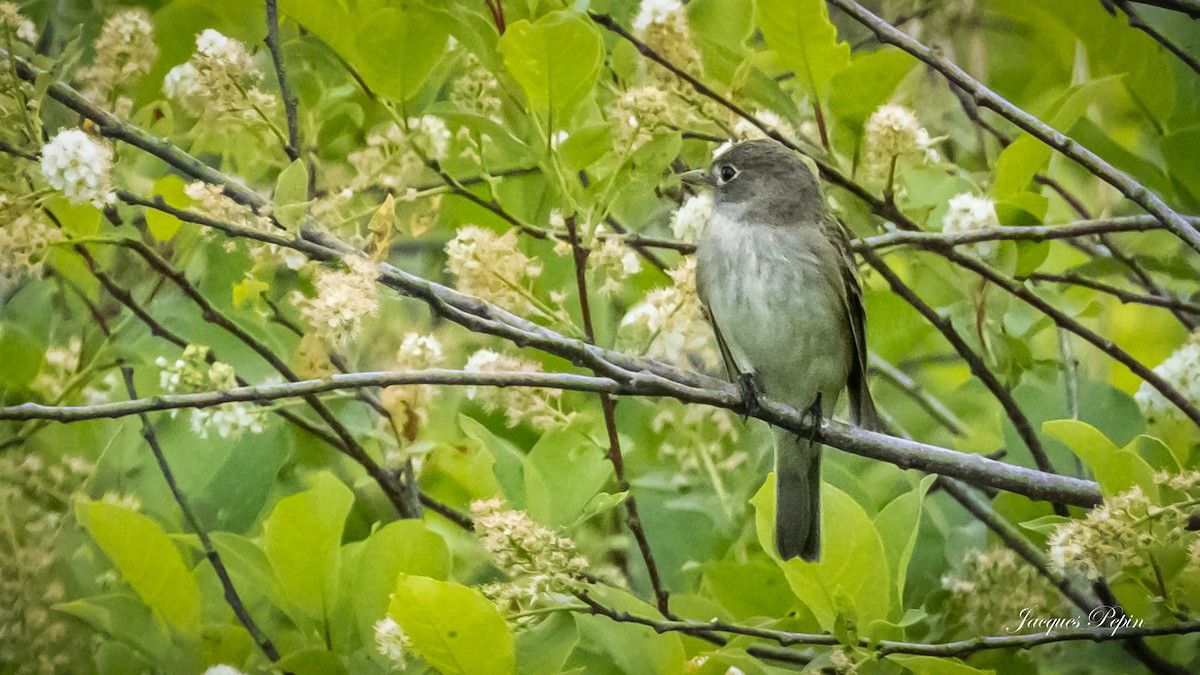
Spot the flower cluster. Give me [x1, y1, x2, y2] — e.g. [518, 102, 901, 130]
[0, 453, 92, 672]
[463, 349, 570, 431]
[864, 104, 939, 176]
[1135, 333, 1200, 427]
[164, 29, 276, 121]
[79, 8, 157, 111]
[156, 345, 268, 439]
[611, 85, 672, 151]
[0, 2, 37, 44]
[1047, 483, 1193, 581]
[449, 53, 503, 122]
[633, 0, 699, 80]
[586, 226, 641, 296]
[619, 258, 720, 371]
[373, 616, 414, 668]
[445, 226, 545, 316]
[731, 109, 796, 143]
[381, 332, 445, 444]
[669, 193, 712, 243]
[297, 256, 380, 348]
[471, 499, 590, 607]
[40, 129, 116, 208]
[347, 117, 450, 192]
[183, 181, 275, 236]
[941, 547, 1061, 635]
[941, 192, 1000, 258]
[0, 195, 61, 286]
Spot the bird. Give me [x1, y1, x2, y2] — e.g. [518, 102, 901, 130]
[686, 139, 878, 561]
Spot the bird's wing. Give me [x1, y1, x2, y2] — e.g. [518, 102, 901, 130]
[695, 259, 743, 383]
[827, 216, 880, 429]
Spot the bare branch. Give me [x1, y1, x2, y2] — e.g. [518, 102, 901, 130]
[264, 0, 302, 161]
[1024, 272, 1200, 316]
[826, 0, 1200, 254]
[119, 367, 282, 663]
[1111, 0, 1200, 77]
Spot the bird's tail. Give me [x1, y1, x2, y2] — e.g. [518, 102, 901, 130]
[774, 428, 822, 561]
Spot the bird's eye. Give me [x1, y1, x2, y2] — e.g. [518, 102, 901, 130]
[718, 164, 738, 183]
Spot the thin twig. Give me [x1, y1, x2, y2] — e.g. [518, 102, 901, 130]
[827, 0, 1200, 253]
[564, 215, 674, 617]
[1024, 271, 1200, 315]
[1112, 0, 1200, 77]
[264, 0, 301, 161]
[861, 248, 1068, 508]
[120, 367, 282, 663]
[869, 355, 966, 436]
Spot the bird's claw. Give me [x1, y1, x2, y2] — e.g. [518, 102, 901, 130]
[738, 372, 761, 421]
[799, 393, 823, 443]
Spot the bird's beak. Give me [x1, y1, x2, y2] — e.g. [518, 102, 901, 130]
[678, 169, 711, 187]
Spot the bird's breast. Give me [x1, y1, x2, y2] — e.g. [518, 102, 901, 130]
[696, 214, 852, 406]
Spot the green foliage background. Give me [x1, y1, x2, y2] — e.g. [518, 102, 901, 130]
[1, 0, 1200, 673]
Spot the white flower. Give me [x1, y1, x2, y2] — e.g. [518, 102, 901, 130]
[201, 666, 246, 675]
[163, 62, 202, 105]
[633, 0, 684, 31]
[1136, 334, 1200, 427]
[0, 195, 62, 285]
[80, 8, 157, 105]
[0, 2, 37, 44]
[620, 258, 720, 371]
[374, 616, 412, 666]
[470, 499, 589, 598]
[298, 256, 380, 347]
[445, 226, 543, 315]
[864, 104, 938, 174]
[382, 332, 447, 439]
[589, 225, 641, 295]
[463, 349, 569, 430]
[942, 192, 999, 257]
[612, 86, 671, 150]
[40, 130, 116, 208]
[669, 193, 712, 243]
[732, 110, 795, 142]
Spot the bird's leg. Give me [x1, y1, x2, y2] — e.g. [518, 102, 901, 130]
[737, 372, 761, 421]
[799, 393, 823, 442]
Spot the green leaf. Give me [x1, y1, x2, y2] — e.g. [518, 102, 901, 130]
[515, 613, 578, 674]
[0, 323, 44, 389]
[146, 175, 192, 241]
[755, 0, 850, 98]
[352, 520, 450, 640]
[568, 491, 628, 528]
[752, 478, 891, 633]
[274, 648, 349, 675]
[830, 49, 915, 131]
[460, 413, 526, 508]
[45, 195, 101, 237]
[1043, 419, 1158, 499]
[1019, 515, 1072, 533]
[388, 574, 516, 675]
[873, 475, 934, 614]
[263, 471, 354, 627]
[76, 502, 202, 637]
[355, 3, 450, 101]
[55, 594, 186, 671]
[887, 654, 995, 675]
[273, 158, 309, 230]
[571, 586, 686, 675]
[524, 422, 611, 526]
[500, 11, 604, 124]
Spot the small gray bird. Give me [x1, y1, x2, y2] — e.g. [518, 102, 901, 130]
[687, 139, 878, 562]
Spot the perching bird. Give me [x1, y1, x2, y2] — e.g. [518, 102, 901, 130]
[688, 139, 878, 561]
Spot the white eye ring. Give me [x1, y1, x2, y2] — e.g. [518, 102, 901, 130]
[717, 164, 739, 184]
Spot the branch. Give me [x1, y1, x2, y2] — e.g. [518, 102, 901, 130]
[119, 367, 282, 663]
[1112, 0, 1200, 76]
[827, 0, 1200, 254]
[563, 215, 674, 616]
[869, 355, 967, 436]
[1023, 271, 1200, 315]
[1128, 0, 1200, 17]
[860, 216, 1179, 251]
[860, 248, 1067, 502]
[264, 0, 301, 161]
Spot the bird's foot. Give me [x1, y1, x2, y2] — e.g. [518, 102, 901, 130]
[799, 393, 823, 443]
[738, 372, 761, 421]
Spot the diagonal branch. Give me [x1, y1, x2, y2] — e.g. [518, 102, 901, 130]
[1111, 0, 1200, 77]
[264, 0, 301, 161]
[119, 367, 282, 663]
[826, 0, 1200, 254]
